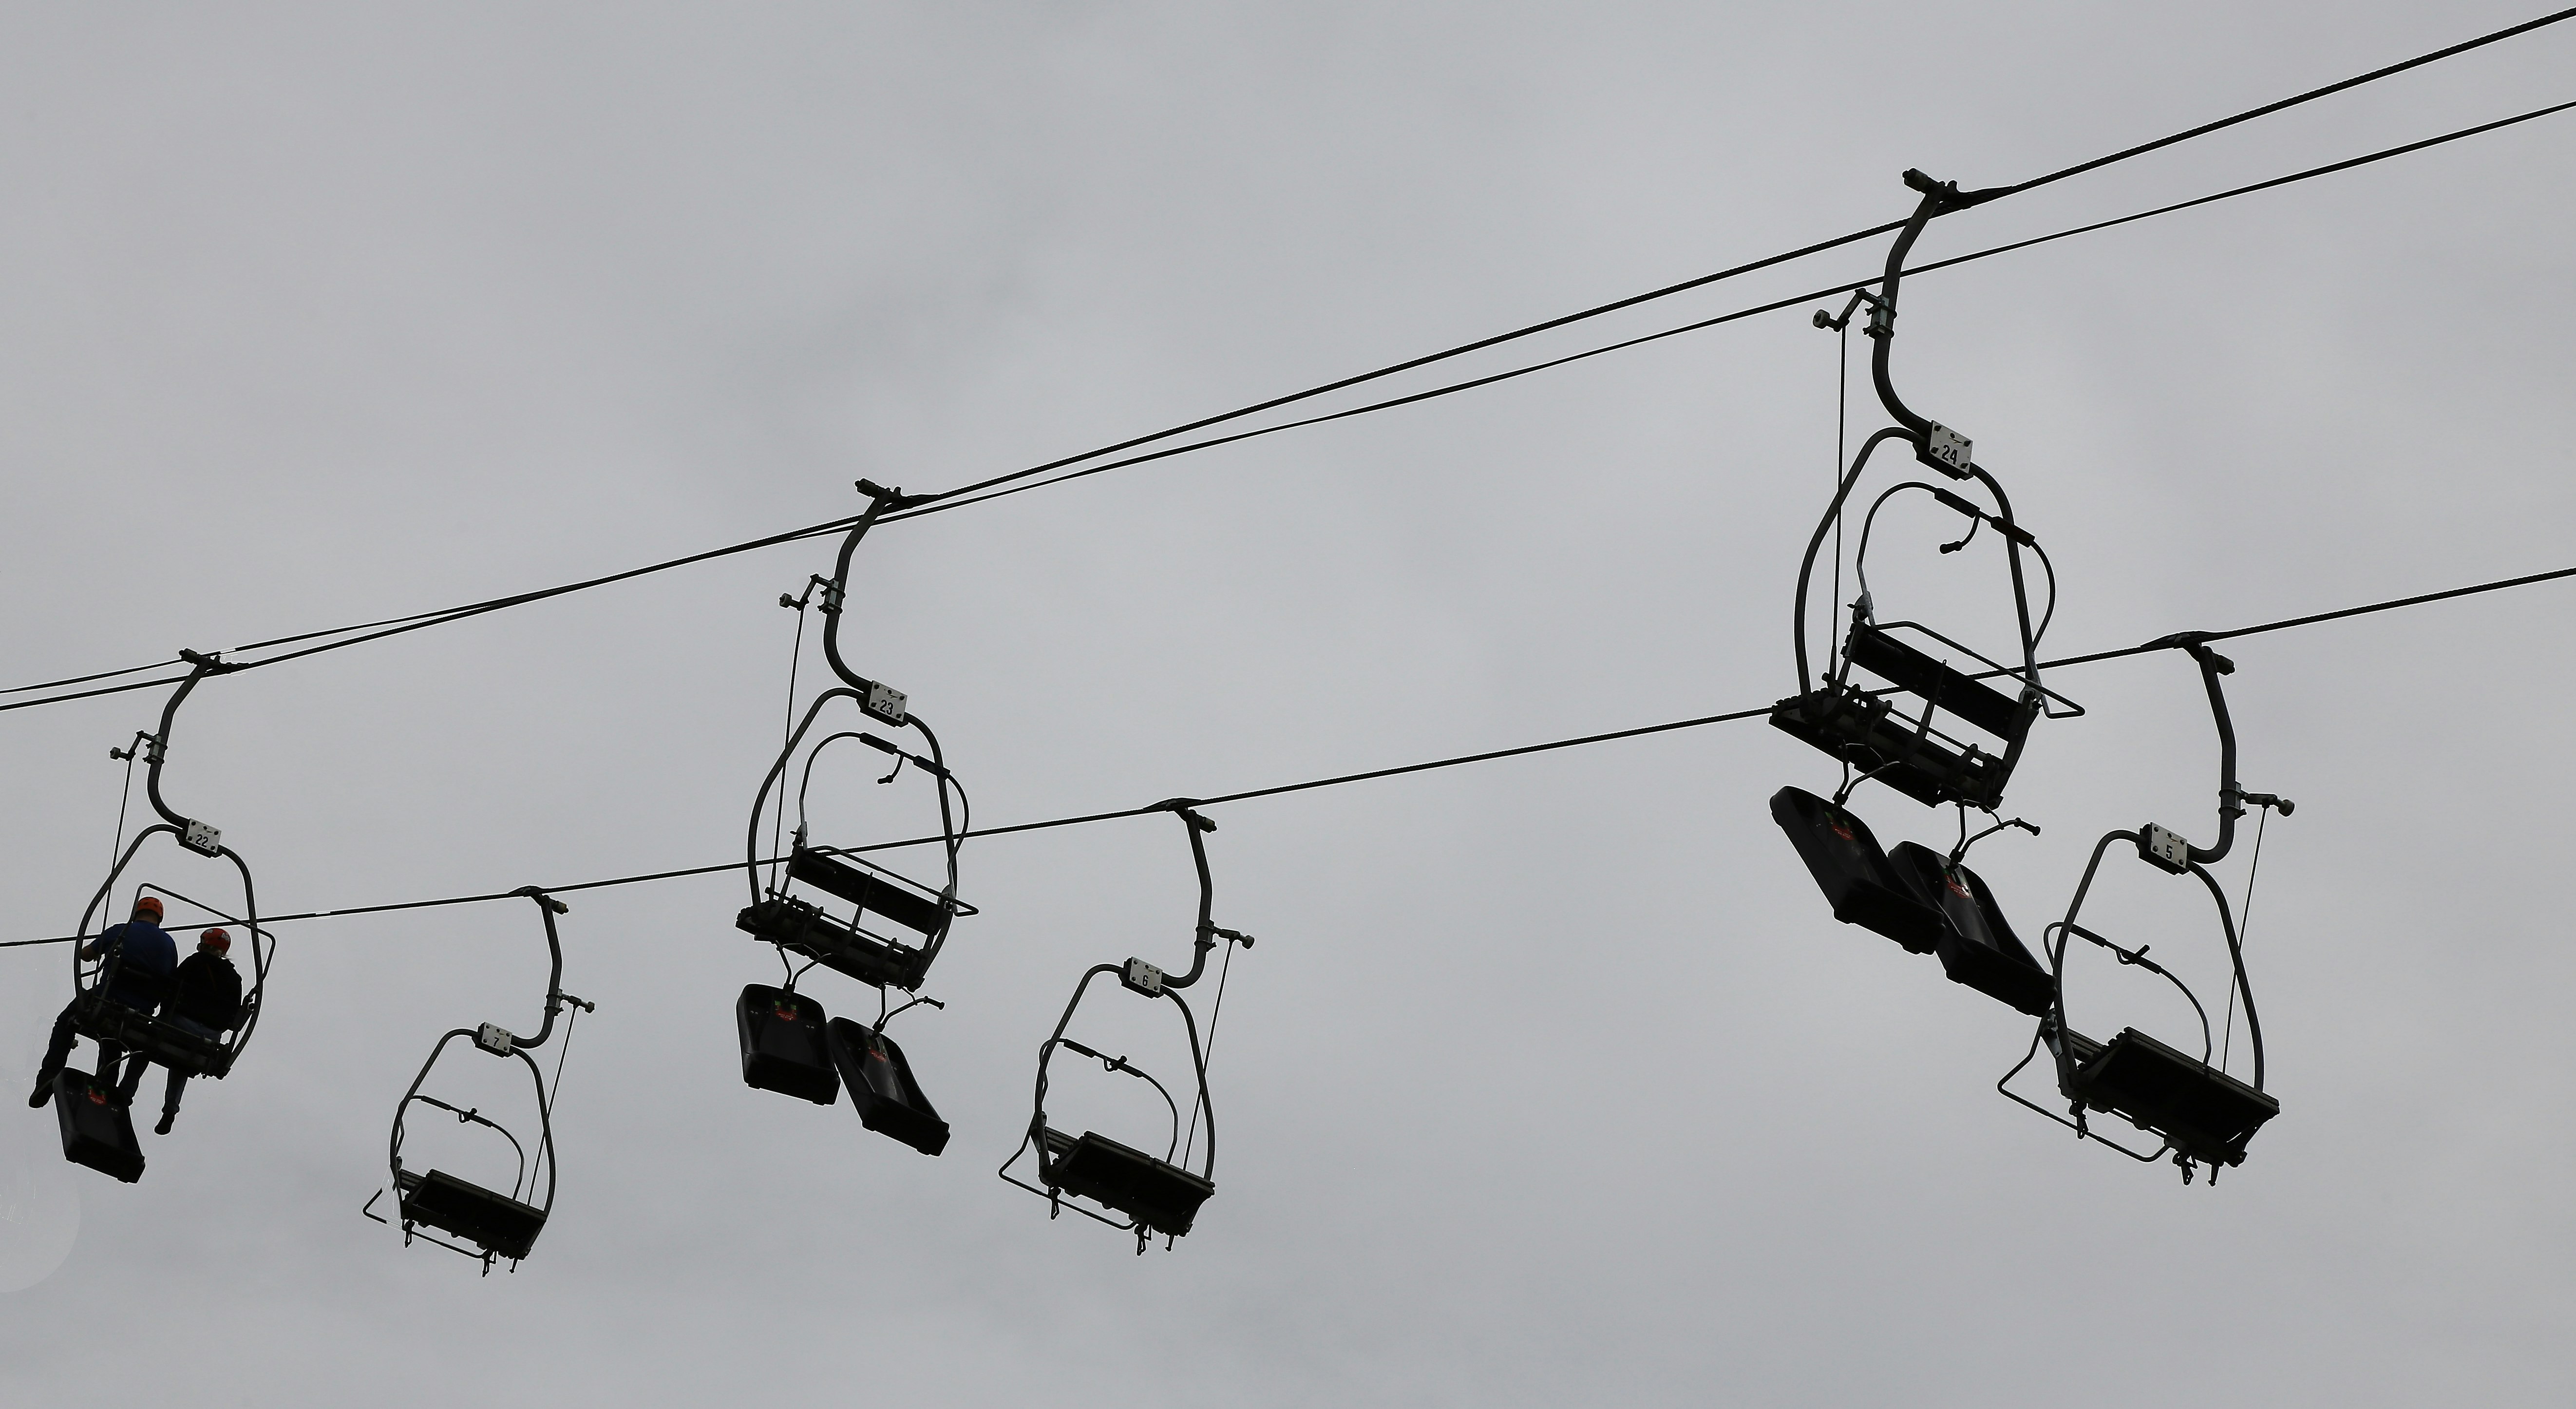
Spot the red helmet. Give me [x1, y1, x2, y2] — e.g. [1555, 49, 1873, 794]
[199, 928, 230, 952]
[133, 895, 164, 920]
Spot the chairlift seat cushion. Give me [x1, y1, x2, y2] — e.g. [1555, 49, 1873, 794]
[2062, 1027, 2279, 1167]
[735, 984, 840, 1105]
[738, 900, 928, 991]
[1841, 623, 2033, 741]
[1769, 787, 1943, 953]
[71, 994, 227, 1080]
[1040, 1127, 1214, 1238]
[825, 1018, 949, 1157]
[53, 1071, 143, 1183]
[1770, 687, 2012, 810]
[787, 848, 950, 939]
[1886, 843, 2054, 1016]
[399, 1167, 547, 1261]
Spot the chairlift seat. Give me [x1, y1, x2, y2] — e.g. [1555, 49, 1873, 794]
[737, 898, 930, 992]
[1769, 787, 1943, 953]
[826, 1018, 949, 1156]
[1039, 1127, 1214, 1238]
[395, 1166, 547, 1260]
[52, 1071, 143, 1183]
[69, 991, 229, 1080]
[787, 847, 950, 940]
[735, 984, 840, 1105]
[2054, 1026, 2279, 1168]
[1770, 623, 2039, 810]
[1886, 842, 2054, 1016]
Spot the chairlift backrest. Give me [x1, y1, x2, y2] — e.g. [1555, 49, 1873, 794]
[788, 847, 949, 941]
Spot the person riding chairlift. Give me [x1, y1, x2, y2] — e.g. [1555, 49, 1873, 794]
[120, 928, 244, 1135]
[30, 895, 177, 1109]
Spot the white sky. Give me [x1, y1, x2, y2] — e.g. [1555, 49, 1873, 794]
[2, 5, 2572, 1405]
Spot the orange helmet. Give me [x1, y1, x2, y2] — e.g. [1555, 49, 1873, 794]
[199, 928, 230, 952]
[132, 895, 164, 920]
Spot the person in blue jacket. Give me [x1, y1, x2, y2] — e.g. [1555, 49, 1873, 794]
[29, 895, 178, 1108]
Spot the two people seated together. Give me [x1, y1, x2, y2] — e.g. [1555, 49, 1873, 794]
[30, 894, 246, 1136]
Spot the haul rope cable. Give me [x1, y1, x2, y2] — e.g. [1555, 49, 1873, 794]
[4, 64, 2570, 711]
[6, 556, 2571, 950]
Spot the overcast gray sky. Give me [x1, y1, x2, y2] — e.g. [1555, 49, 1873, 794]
[3, 4, 2573, 1405]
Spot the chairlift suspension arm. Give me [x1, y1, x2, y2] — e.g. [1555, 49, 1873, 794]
[142, 653, 234, 836]
[817, 480, 926, 710]
[497, 887, 575, 1051]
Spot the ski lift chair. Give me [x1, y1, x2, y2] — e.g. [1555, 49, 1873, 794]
[366, 890, 593, 1272]
[1001, 805, 1250, 1249]
[1776, 170, 2076, 813]
[2007, 640, 2292, 1178]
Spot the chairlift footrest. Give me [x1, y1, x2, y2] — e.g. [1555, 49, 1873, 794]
[53, 1071, 144, 1183]
[1769, 787, 1943, 954]
[1885, 842, 2054, 1017]
[826, 1018, 949, 1156]
[736, 984, 840, 1105]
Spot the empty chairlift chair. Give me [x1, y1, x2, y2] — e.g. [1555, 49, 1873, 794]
[2004, 640, 2293, 1180]
[1001, 805, 1253, 1251]
[729, 479, 968, 1155]
[365, 889, 594, 1273]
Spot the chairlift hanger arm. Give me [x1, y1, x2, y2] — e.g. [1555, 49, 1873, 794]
[817, 480, 925, 703]
[1143, 801, 1252, 990]
[142, 652, 236, 836]
[496, 887, 573, 1051]
[2147, 636, 2297, 867]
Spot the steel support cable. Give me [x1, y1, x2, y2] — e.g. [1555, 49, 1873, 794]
[882, 96, 2576, 529]
[6, 94, 2571, 716]
[899, 5, 2576, 509]
[5, 557, 2572, 951]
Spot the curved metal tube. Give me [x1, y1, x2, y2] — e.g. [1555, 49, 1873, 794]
[1790, 427, 1913, 693]
[141, 660, 218, 832]
[502, 887, 572, 1051]
[745, 688, 865, 901]
[2183, 645, 2243, 866]
[1866, 187, 1947, 438]
[818, 495, 898, 697]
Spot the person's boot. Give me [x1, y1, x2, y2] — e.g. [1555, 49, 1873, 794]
[28, 1071, 55, 1109]
[153, 1109, 175, 1136]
